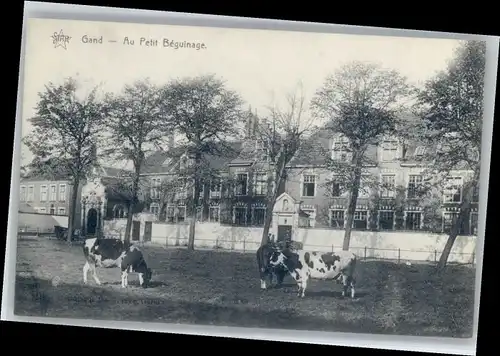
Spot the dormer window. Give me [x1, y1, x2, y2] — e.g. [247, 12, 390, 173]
[256, 139, 269, 161]
[381, 138, 399, 162]
[332, 136, 349, 161]
[414, 146, 427, 157]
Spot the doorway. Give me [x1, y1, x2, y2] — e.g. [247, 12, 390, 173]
[87, 208, 97, 235]
[277, 225, 292, 242]
[132, 221, 140, 241]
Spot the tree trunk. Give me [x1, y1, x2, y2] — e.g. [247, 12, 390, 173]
[124, 171, 141, 242]
[437, 177, 475, 272]
[67, 178, 80, 244]
[124, 205, 134, 242]
[187, 155, 202, 251]
[260, 166, 284, 247]
[343, 165, 362, 251]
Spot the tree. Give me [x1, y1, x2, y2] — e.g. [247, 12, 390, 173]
[255, 84, 315, 247]
[23, 77, 106, 242]
[160, 74, 244, 250]
[311, 61, 413, 251]
[104, 79, 170, 242]
[416, 40, 485, 271]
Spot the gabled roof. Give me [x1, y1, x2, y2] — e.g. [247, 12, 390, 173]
[141, 141, 244, 175]
[99, 166, 131, 178]
[288, 129, 379, 167]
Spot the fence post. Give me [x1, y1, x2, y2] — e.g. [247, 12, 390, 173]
[332, 245, 334, 253]
[364, 246, 367, 260]
[398, 248, 401, 264]
[471, 251, 475, 265]
[243, 237, 246, 253]
[434, 250, 437, 263]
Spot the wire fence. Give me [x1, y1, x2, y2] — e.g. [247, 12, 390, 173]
[17, 227, 476, 266]
[116, 235, 476, 266]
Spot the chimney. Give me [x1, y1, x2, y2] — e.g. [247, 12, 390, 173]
[167, 134, 175, 150]
[245, 105, 253, 138]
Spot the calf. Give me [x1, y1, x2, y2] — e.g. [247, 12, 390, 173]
[256, 242, 287, 289]
[83, 238, 152, 288]
[269, 248, 357, 298]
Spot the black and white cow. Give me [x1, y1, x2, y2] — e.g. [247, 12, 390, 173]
[83, 238, 152, 288]
[268, 248, 357, 298]
[256, 242, 287, 290]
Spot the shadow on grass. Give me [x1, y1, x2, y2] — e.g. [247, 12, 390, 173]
[13, 275, 384, 334]
[102, 280, 169, 288]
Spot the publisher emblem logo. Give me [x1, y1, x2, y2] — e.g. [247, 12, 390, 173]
[51, 30, 71, 50]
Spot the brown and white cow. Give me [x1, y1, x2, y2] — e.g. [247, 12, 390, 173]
[268, 248, 357, 298]
[83, 238, 152, 288]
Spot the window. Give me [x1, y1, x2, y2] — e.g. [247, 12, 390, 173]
[196, 206, 203, 222]
[57, 207, 66, 215]
[332, 137, 349, 161]
[472, 184, 480, 203]
[330, 210, 345, 228]
[329, 177, 342, 197]
[49, 204, 55, 215]
[256, 139, 269, 161]
[443, 212, 466, 234]
[302, 209, 316, 228]
[353, 210, 368, 229]
[177, 206, 186, 223]
[175, 178, 188, 200]
[358, 177, 370, 198]
[381, 139, 398, 161]
[38, 207, 46, 214]
[150, 203, 160, 217]
[235, 173, 248, 196]
[40, 185, 48, 202]
[27, 185, 34, 201]
[414, 146, 427, 157]
[210, 178, 221, 198]
[378, 210, 394, 230]
[166, 205, 186, 223]
[405, 212, 422, 230]
[192, 180, 205, 199]
[380, 175, 396, 198]
[58, 184, 66, 202]
[20, 186, 26, 201]
[252, 207, 266, 226]
[50, 184, 57, 201]
[302, 175, 316, 197]
[150, 178, 161, 200]
[470, 212, 478, 235]
[209, 206, 220, 222]
[407, 175, 423, 199]
[443, 177, 463, 203]
[234, 206, 247, 225]
[166, 206, 176, 223]
[113, 205, 125, 219]
[254, 173, 268, 196]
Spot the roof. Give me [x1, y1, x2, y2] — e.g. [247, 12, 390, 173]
[141, 141, 244, 175]
[99, 166, 131, 178]
[20, 176, 71, 183]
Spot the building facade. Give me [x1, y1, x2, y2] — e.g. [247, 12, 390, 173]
[19, 177, 78, 219]
[111, 113, 479, 241]
[19, 166, 132, 234]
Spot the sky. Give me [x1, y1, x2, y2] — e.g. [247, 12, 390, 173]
[19, 18, 462, 169]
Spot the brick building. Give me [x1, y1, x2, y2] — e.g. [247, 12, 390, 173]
[122, 110, 479, 241]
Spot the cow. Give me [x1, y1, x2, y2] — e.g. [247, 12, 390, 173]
[83, 238, 152, 288]
[256, 239, 288, 290]
[268, 248, 357, 298]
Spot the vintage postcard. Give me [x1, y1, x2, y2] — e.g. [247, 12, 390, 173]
[3, 3, 498, 355]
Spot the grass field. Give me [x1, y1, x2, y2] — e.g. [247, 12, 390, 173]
[14, 236, 475, 337]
